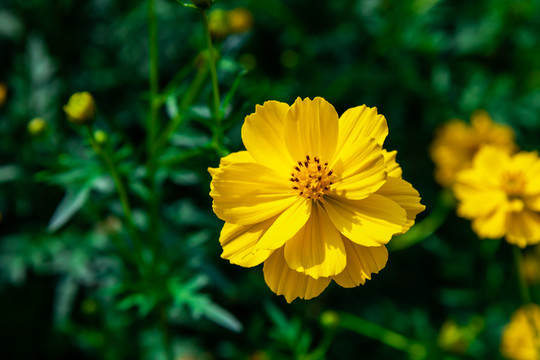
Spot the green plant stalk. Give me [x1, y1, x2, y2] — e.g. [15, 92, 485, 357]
[388, 189, 454, 252]
[200, 9, 225, 155]
[85, 126, 145, 270]
[152, 64, 209, 159]
[147, 0, 161, 261]
[337, 312, 426, 359]
[512, 245, 540, 354]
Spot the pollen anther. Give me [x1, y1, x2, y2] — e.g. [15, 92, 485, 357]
[290, 155, 336, 201]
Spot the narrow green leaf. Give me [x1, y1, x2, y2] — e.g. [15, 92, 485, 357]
[47, 186, 91, 233]
[220, 69, 248, 118]
[202, 301, 243, 333]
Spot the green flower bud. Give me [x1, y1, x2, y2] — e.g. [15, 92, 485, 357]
[28, 117, 47, 135]
[94, 130, 108, 144]
[64, 92, 96, 125]
[320, 310, 340, 328]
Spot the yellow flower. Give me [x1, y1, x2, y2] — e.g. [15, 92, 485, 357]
[500, 304, 540, 360]
[227, 8, 253, 34]
[63, 91, 96, 124]
[454, 146, 540, 247]
[0, 82, 7, 107]
[209, 97, 425, 302]
[438, 317, 484, 354]
[430, 110, 516, 187]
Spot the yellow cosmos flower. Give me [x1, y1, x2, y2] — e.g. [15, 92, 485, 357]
[454, 146, 540, 247]
[430, 110, 516, 187]
[209, 97, 425, 302]
[500, 304, 540, 360]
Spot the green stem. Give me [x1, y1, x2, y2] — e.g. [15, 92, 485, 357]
[337, 312, 426, 359]
[147, 0, 161, 258]
[159, 305, 174, 360]
[388, 189, 454, 252]
[86, 127, 145, 269]
[200, 9, 224, 155]
[512, 246, 540, 352]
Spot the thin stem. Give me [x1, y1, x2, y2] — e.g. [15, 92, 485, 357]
[338, 312, 426, 359]
[147, 0, 161, 258]
[512, 246, 540, 353]
[200, 9, 224, 155]
[86, 127, 145, 270]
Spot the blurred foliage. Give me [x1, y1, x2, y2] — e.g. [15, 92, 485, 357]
[1, 0, 540, 359]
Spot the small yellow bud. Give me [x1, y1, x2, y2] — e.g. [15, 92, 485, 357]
[208, 9, 229, 39]
[28, 117, 47, 135]
[94, 130, 108, 144]
[63, 92, 96, 124]
[227, 8, 253, 34]
[320, 310, 340, 328]
[0, 83, 7, 107]
[191, 0, 212, 10]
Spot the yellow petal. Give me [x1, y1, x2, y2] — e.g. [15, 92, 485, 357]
[456, 189, 506, 219]
[324, 194, 407, 247]
[471, 146, 510, 185]
[255, 198, 312, 251]
[332, 239, 388, 288]
[242, 101, 294, 175]
[525, 195, 540, 212]
[506, 210, 540, 248]
[383, 150, 402, 178]
[283, 97, 339, 164]
[471, 207, 507, 239]
[375, 177, 425, 232]
[454, 167, 500, 198]
[283, 204, 346, 278]
[208, 150, 254, 178]
[220, 221, 274, 267]
[210, 162, 295, 225]
[331, 137, 387, 200]
[263, 247, 331, 303]
[333, 105, 388, 160]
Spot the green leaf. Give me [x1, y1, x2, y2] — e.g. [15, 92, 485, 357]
[0, 164, 21, 183]
[220, 69, 248, 118]
[200, 301, 243, 333]
[47, 186, 91, 233]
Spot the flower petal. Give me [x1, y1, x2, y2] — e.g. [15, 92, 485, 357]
[242, 101, 294, 175]
[471, 207, 507, 239]
[208, 151, 254, 178]
[333, 105, 388, 160]
[471, 146, 511, 186]
[383, 150, 402, 178]
[375, 177, 425, 232]
[263, 247, 331, 303]
[332, 239, 388, 288]
[255, 198, 312, 251]
[220, 221, 274, 267]
[324, 194, 407, 247]
[506, 210, 540, 248]
[283, 97, 339, 164]
[331, 137, 387, 200]
[210, 162, 295, 225]
[284, 204, 346, 279]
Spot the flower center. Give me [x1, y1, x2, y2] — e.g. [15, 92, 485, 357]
[290, 155, 335, 201]
[501, 171, 527, 196]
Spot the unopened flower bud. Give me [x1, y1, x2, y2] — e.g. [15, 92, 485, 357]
[191, 0, 212, 10]
[28, 117, 47, 135]
[320, 310, 340, 328]
[64, 92, 96, 125]
[0, 83, 7, 107]
[208, 9, 229, 39]
[94, 130, 108, 144]
[228, 8, 253, 34]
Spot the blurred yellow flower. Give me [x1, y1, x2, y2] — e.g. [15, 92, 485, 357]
[438, 317, 484, 354]
[227, 8, 253, 34]
[0, 82, 7, 107]
[454, 146, 540, 247]
[63, 91, 96, 124]
[209, 97, 424, 302]
[209, 7, 253, 39]
[500, 304, 540, 360]
[27, 117, 47, 135]
[430, 110, 516, 187]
